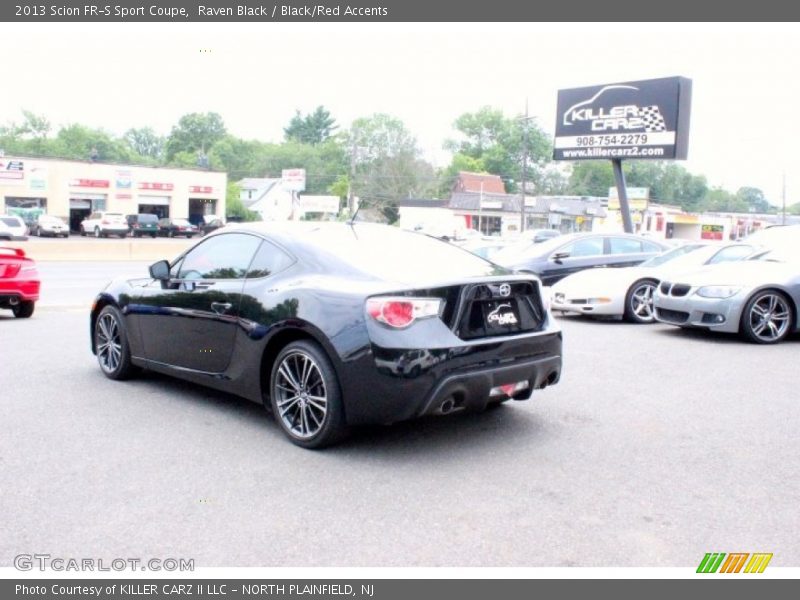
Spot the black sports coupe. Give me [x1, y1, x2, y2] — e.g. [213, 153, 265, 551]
[90, 222, 562, 447]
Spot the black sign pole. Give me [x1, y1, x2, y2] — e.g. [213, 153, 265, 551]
[611, 158, 634, 234]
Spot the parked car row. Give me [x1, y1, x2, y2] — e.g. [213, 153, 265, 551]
[547, 224, 800, 344]
[78, 213, 226, 238]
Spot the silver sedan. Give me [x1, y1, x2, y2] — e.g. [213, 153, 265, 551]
[653, 248, 800, 344]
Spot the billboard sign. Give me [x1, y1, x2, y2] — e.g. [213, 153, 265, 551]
[554, 77, 691, 161]
[300, 195, 339, 214]
[282, 168, 306, 192]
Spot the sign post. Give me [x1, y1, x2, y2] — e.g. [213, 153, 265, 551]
[554, 76, 692, 233]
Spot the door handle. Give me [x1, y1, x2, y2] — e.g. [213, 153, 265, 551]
[210, 302, 233, 315]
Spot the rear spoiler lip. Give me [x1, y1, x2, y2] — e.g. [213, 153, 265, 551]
[0, 247, 26, 257]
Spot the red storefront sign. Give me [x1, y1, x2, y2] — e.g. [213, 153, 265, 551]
[189, 185, 213, 194]
[138, 182, 174, 191]
[70, 178, 109, 188]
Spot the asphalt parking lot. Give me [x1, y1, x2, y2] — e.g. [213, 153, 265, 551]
[1, 261, 799, 567]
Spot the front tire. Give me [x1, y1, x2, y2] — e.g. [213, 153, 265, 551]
[740, 290, 793, 344]
[269, 340, 347, 448]
[94, 305, 136, 379]
[12, 300, 34, 318]
[624, 279, 658, 323]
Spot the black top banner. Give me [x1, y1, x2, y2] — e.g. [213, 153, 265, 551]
[3, 0, 800, 21]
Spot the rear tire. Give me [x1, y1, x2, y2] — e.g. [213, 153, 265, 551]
[269, 340, 348, 449]
[12, 301, 34, 318]
[94, 305, 136, 380]
[80, 226, 86, 237]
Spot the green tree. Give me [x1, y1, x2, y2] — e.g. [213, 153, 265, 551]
[444, 106, 552, 193]
[49, 124, 135, 162]
[284, 106, 337, 145]
[124, 127, 164, 161]
[567, 162, 615, 196]
[224, 182, 260, 221]
[702, 187, 746, 212]
[165, 112, 226, 162]
[346, 113, 437, 211]
[735, 186, 772, 213]
[249, 138, 347, 195]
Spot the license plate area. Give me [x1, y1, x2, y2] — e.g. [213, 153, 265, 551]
[481, 299, 521, 335]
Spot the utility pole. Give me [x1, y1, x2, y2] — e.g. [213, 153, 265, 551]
[782, 171, 787, 225]
[347, 139, 357, 217]
[520, 100, 529, 233]
[478, 180, 483, 234]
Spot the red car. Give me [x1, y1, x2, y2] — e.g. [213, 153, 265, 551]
[0, 247, 40, 318]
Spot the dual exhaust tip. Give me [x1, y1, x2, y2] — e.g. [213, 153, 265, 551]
[434, 371, 559, 415]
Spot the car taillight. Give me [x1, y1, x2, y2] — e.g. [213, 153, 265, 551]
[366, 297, 442, 328]
[101, 219, 109, 225]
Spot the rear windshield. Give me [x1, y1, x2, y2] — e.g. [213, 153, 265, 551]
[0, 217, 22, 226]
[299, 224, 504, 281]
[138, 214, 158, 223]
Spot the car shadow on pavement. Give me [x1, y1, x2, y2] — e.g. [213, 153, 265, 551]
[126, 369, 550, 457]
[652, 325, 800, 345]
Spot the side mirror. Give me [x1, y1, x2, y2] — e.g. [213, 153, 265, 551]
[149, 260, 170, 280]
[551, 251, 570, 263]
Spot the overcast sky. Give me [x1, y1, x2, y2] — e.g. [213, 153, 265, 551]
[2, 22, 799, 203]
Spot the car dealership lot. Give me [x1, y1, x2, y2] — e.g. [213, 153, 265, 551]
[1, 261, 799, 567]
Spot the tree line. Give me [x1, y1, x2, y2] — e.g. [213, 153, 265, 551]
[0, 106, 788, 218]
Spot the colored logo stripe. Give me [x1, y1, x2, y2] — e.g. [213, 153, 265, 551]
[697, 552, 773, 573]
[744, 553, 773, 573]
[697, 553, 726, 573]
[719, 553, 749, 573]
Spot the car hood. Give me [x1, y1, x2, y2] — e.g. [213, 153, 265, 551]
[665, 260, 800, 286]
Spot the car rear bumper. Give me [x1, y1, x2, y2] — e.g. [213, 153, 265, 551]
[340, 331, 563, 425]
[0, 280, 40, 303]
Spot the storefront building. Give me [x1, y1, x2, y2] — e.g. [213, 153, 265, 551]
[0, 156, 227, 232]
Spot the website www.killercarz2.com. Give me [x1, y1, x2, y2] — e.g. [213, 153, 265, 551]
[561, 146, 665, 158]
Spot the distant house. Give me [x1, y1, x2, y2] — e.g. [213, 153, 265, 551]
[237, 177, 293, 220]
[452, 171, 506, 195]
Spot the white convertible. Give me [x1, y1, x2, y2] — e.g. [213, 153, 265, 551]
[550, 242, 761, 323]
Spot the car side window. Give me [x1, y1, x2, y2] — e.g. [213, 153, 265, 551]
[708, 244, 754, 264]
[559, 237, 604, 257]
[246, 240, 294, 279]
[642, 241, 664, 253]
[177, 233, 261, 280]
[608, 237, 644, 254]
